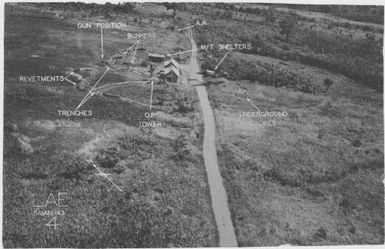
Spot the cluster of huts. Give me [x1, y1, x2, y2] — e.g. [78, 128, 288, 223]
[110, 47, 182, 83]
[148, 53, 181, 83]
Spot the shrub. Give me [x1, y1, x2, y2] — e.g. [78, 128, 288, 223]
[54, 154, 90, 181]
[173, 98, 194, 113]
[279, 13, 298, 41]
[352, 139, 362, 147]
[139, 60, 149, 67]
[96, 146, 120, 168]
[314, 227, 327, 241]
[171, 134, 189, 161]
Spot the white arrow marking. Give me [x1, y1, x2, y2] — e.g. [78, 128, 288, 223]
[177, 24, 196, 31]
[167, 48, 200, 57]
[165, 82, 180, 86]
[122, 41, 138, 55]
[76, 92, 93, 109]
[89, 67, 110, 92]
[106, 178, 123, 192]
[75, 92, 94, 110]
[93, 80, 150, 91]
[131, 40, 140, 63]
[120, 96, 151, 108]
[64, 72, 73, 79]
[246, 97, 260, 111]
[64, 78, 77, 86]
[64, 72, 77, 85]
[87, 159, 123, 192]
[214, 51, 229, 71]
[75, 67, 110, 110]
[96, 172, 110, 178]
[101, 26, 104, 59]
[149, 80, 154, 111]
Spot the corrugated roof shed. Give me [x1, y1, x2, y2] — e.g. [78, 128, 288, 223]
[164, 66, 180, 77]
[149, 53, 165, 62]
[164, 58, 179, 68]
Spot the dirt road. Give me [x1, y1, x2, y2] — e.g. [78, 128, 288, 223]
[183, 29, 238, 247]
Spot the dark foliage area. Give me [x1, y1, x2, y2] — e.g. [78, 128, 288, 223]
[196, 8, 383, 93]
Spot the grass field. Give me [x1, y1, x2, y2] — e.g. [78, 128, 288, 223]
[206, 49, 384, 246]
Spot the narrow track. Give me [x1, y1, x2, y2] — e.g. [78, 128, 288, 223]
[183, 29, 238, 247]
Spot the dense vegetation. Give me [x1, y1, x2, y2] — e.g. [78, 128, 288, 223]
[194, 4, 383, 93]
[282, 4, 384, 24]
[213, 3, 384, 25]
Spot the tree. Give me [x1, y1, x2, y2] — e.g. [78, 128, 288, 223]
[223, 11, 233, 18]
[323, 78, 334, 92]
[279, 13, 298, 41]
[264, 5, 276, 23]
[149, 64, 155, 76]
[171, 134, 189, 161]
[319, 5, 331, 13]
[163, 3, 178, 14]
[119, 3, 135, 13]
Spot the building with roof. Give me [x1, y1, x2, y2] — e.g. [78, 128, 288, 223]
[164, 58, 179, 68]
[148, 53, 165, 63]
[160, 58, 181, 83]
[203, 69, 216, 77]
[164, 66, 180, 83]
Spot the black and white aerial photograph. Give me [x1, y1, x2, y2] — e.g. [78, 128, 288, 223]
[1, 0, 384, 248]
